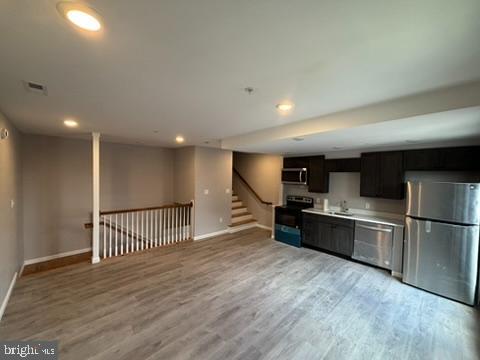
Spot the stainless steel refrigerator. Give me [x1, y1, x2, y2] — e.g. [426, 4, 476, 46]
[403, 181, 480, 305]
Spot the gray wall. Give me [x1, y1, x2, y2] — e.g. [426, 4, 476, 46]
[0, 112, 23, 306]
[194, 147, 232, 237]
[173, 147, 195, 203]
[22, 134, 175, 260]
[233, 152, 283, 227]
[101, 142, 174, 210]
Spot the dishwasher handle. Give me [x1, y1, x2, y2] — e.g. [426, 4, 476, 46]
[356, 224, 392, 233]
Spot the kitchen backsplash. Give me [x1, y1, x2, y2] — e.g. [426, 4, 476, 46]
[283, 171, 480, 215]
[283, 173, 406, 215]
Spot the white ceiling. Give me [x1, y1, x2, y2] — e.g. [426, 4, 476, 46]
[233, 107, 480, 154]
[0, 0, 480, 148]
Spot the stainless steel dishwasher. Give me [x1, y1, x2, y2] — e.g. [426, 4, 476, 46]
[353, 221, 394, 270]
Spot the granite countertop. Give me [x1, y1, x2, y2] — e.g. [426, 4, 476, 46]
[302, 208, 405, 227]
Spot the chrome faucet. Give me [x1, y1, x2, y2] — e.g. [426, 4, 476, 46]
[339, 200, 348, 213]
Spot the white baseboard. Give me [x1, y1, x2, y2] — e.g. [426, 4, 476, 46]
[19, 263, 25, 277]
[228, 222, 257, 233]
[0, 272, 17, 322]
[194, 229, 229, 241]
[23, 247, 92, 266]
[256, 224, 272, 231]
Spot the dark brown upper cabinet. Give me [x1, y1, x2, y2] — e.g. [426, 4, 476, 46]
[283, 157, 309, 169]
[360, 151, 404, 199]
[404, 146, 480, 171]
[325, 158, 361, 172]
[308, 156, 329, 193]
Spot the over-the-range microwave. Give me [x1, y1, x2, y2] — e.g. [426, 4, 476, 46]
[281, 168, 308, 185]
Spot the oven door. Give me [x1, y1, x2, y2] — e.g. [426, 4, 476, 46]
[281, 168, 308, 185]
[275, 207, 301, 229]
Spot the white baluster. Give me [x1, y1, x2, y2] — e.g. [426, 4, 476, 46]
[102, 216, 106, 258]
[125, 213, 129, 254]
[140, 211, 144, 250]
[136, 212, 139, 252]
[173, 207, 177, 243]
[120, 213, 124, 255]
[109, 215, 112, 257]
[150, 210, 153, 248]
[178, 207, 181, 242]
[155, 210, 158, 247]
[115, 214, 118, 256]
[184, 206, 187, 240]
[168, 208, 172, 244]
[161, 209, 165, 246]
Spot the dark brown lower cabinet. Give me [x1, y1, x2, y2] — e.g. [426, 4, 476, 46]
[302, 213, 354, 257]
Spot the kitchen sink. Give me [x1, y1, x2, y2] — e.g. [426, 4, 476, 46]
[331, 211, 354, 216]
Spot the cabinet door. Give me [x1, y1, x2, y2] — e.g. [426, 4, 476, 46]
[360, 153, 379, 197]
[308, 156, 329, 193]
[361, 151, 404, 199]
[283, 157, 309, 169]
[315, 222, 334, 251]
[379, 151, 404, 199]
[302, 214, 317, 246]
[440, 147, 480, 171]
[404, 149, 441, 170]
[331, 225, 354, 257]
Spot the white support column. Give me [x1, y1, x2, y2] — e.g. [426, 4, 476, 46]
[92, 132, 101, 264]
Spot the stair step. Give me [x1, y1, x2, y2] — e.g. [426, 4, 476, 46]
[232, 211, 250, 218]
[232, 207, 247, 215]
[232, 200, 243, 207]
[232, 195, 239, 201]
[229, 218, 257, 227]
[231, 213, 253, 223]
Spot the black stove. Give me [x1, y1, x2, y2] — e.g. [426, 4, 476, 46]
[274, 195, 313, 247]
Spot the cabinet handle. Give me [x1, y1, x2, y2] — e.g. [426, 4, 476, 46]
[356, 224, 392, 233]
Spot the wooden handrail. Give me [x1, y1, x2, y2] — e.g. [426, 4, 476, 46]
[100, 202, 192, 215]
[233, 168, 272, 206]
[84, 202, 193, 228]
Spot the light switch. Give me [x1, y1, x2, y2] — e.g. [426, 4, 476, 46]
[225, 188, 231, 194]
[204, 189, 209, 195]
[10, 199, 15, 209]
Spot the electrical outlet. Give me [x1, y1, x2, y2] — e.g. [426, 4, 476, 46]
[219, 217, 223, 223]
[204, 189, 209, 195]
[365, 202, 370, 209]
[316, 198, 322, 204]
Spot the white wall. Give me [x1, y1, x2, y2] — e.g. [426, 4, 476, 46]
[0, 112, 23, 308]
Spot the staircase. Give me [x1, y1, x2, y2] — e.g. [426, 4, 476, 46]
[229, 193, 257, 231]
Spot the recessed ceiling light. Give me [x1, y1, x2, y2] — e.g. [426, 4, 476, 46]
[57, 2, 102, 32]
[64, 119, 78, 128]
[276, 103, 294, 112]
[175, 135, 185, 144]
[332, 146, 344, 150]
[292, 137, 304, 141]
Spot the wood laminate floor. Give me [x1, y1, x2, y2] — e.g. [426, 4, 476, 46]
[1, 228, 479, 359]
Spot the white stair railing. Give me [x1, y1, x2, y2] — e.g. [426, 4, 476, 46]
[86, 202, 193, 260]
